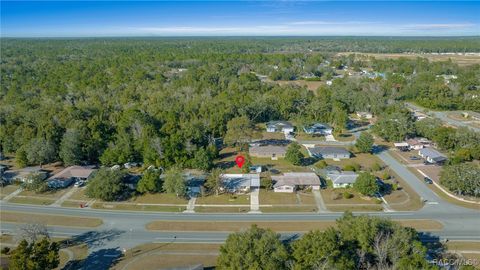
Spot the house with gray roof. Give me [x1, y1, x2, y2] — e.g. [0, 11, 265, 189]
[48, 165, 96, 189]
[271, 172, 321, 193]
[307, 146, 351, 160]
[266, 121, 294, 134]
[221, 174, 260, 193]
[418, 148, 447, 164]
[327, 171, 359, 188]
[249, 145, 287, 160]
[303, 123, 333, 135]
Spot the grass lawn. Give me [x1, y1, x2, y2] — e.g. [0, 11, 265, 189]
[8, 196, 55, 205]
[321, 153, 383, 171]
[298, 192, 317, 205]
[18, 188, 69, 199]
[0, 185, 20, 199]
[61, 201, 84, 208]
[259, 189, 298, 205]
[111, 243, 221, 270]
[194, 206, 250, 213]
[321, 188, 382, 205]
[56, 244, 89, 270]
[0, 211, 103, 227]
[326, 205, 383, 212]
[69, 188, 90, 201]
[260, 206, 317, 213]
[146, 219, 442, 232]
[196, 193, 250, 205]
[336, 133, 355, 142]
[251, 156, 309, 173]
[295, 133, 326, 141]
[128, 193, 188, 204]
[91, 203, 186, 212]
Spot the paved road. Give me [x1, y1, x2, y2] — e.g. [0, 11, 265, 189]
[406, 102, 480, 132]
[1, 148, 479, 264]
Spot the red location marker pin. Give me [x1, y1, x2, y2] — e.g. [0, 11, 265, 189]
[235, 155, 245, 168]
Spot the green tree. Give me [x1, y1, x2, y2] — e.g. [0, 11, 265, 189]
[10, 238, 59, 270]
[331, 103, 348, 135]
[15, 148, 28, 168]
[191, 147, 213, 171]
[85, 168, 126, 201]
[205, 168, 224, 195]
[355, 132, 374, 153]
[59, 129, 83, 166]
[440, 163, 480, 197]
[217, 225, 288, 270]
[224, 116, 254, 146]
[136, 168, 162, 194]
[353, 172, 379, 196]
[241, 153, 252, 173]
[285, 142, 303, 166]
[292, 228, 356, 270]
[163, 167, 186, 197]
[24, 173, 49, 193]
[25, 138, 56, 167]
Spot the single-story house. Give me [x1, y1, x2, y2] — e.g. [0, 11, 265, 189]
[47, 166, 96, 189]
[271, 172, 321, 193]
[266, 121, 294, 134]
[249, 145, 287, 160]
[406, 138, 432, 150]
[394, 142, 409, 152]
[327, 171, 359, 188]
[418, 148, 447, 164]
[221, 174, 260, 193]
[307, 147, 351, 160]
[356, 112, 373, 119]
[4, 167, 49, 184]
[303, 123, 333, 136]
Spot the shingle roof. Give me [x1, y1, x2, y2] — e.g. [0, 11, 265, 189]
[49, 166, 96, 181]
[221, 174, 260, 189]
[272, 172, 320, 187]
[308, 147, 350, 156]
[266, 121, 293, 129]
[419, 148, 447, 160]
[249, 145, 287, 156]
[327, 171, 358, 185]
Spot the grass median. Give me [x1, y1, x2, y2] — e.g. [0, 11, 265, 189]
[146, 219, 443, 232]
[0, 211, 103, 228]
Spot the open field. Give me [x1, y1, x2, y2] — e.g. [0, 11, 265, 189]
[146, 219, 442, 232]
[112, 243, 221, 270]
[337, 52, 480, 66]
[271, 79, 324, 91]
[317, 153, 383, 171]
[321, 188, 381, 205]
[0, 211, 103, 227]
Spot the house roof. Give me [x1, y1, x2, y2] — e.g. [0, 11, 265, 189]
[308, 147, 350, 156]
[327, 171, 359, 185]
[221, 174, 260, 189]
[419, 148, 447, 160]
[272, 172, 320, 188]
[406, 138, 431, 146]
[394, 142, 409, 147]
[266, 121, 293, 129]
[49, 166, 95, 181]
[249, 145, 287, 156]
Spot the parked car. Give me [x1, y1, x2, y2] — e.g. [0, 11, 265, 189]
[409, 156, 420, 160]
[74, 180, 85, 187]
[423, 177, 433, 184]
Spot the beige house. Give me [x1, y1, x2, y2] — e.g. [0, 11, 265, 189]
[272, 172, 321, 193]
[249, 145, 287, 160]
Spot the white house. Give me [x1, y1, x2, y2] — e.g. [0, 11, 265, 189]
[418, 148, 447, 164]
[327, 171, 359, 188]
[303, 123, 333, 136]
[307, 147, 351, 160]
[221, 174, 260, 193]
[271, 172, 321, 193]
[266, 121, 294, 134]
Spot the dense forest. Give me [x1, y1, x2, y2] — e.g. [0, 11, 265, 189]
[1, 38, 479, 170]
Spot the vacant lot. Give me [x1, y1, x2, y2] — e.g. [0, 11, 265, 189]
[272, 79, 324, 91]
[112, 243, 221, 270]
[0, 211, 103, 227]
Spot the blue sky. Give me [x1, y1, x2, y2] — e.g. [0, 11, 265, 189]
[1, 1, 479, 37]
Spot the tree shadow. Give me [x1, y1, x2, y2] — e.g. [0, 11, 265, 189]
[372, 144, 389, 154]
[216, 161, 236, 170]
[60, 229, 125, 249]
[62, 248, 123, 270]
[301, 157, 317, 166]
[418, 232, 445, 261]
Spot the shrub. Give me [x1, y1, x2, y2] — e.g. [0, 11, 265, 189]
[1, 247, 10, 255]
[343, 192, 353, 199]
[371, 163, 382, 172]
[343, 163, 360, 172]
[315, 160, 328, 169]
